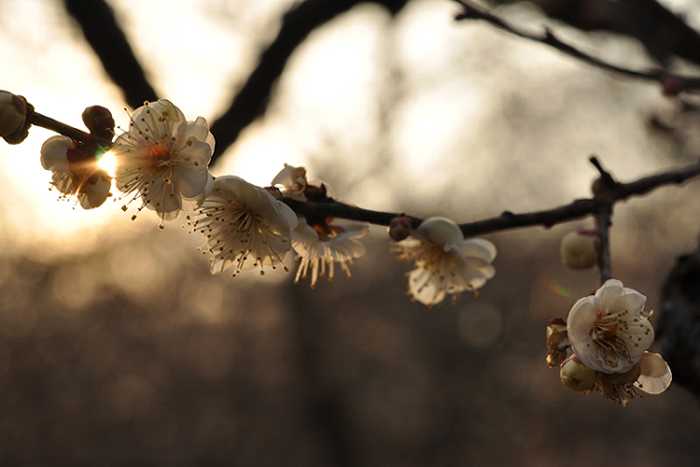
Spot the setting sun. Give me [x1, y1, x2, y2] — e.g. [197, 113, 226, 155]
[96, 149, 117, 177]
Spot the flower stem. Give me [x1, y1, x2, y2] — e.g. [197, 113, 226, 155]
[29, 111, 112, 148]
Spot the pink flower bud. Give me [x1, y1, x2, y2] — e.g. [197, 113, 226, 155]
[82, 105, 115, 139]
[660, 74, 684, 97]
[264, 186, 284, 200]
[388, 215, 412, 242]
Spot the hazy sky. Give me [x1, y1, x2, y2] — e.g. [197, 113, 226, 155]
[0, 0, 693, 259]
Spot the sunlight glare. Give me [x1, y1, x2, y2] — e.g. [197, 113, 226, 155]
[96, 150, 117, 177]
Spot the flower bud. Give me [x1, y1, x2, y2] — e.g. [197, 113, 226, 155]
[560, 230, 598, 270]
[591, 177, 604, 197]
[264, 186, 284, 200]
[82, 105, 115, 139]
[560, 356, 597, 392]
[660, 74, 684, 97]
[389, 215, 412, 242]
[0, 91, 27, 142]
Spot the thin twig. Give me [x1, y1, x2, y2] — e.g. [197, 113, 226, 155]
[29, 112, 113, 148]
[594, 202, 613, 284]
[284, 158, 700, 237]
[452, 0, 700, 92]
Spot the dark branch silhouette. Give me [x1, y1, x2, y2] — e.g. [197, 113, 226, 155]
[208, 0, 409, 166]
[63, 0, 409, 166]
[283, 156, 700, 239]
[62, 0, 158, 108]
[488, 0, 700, 67]
[454, 0, 700, 92]
[28, 104, 700, 243]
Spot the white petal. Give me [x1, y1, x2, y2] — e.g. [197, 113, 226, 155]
[595, 279, 625, 312]
[414, 217, 463, 248]
[408, 268, 445, 306]
[292, 220, 319, 244]
[40, 135, 72, 171]
[610, 289, 646, 315]
[271, 163, 297, 187]
[567, 297, 597, 342]
[619, 316, 654, 362]
[78, 173, 111, 209]
[51, 172, 76, 195]
[462, 238, 497, 262]
[635, 352, 672, 394]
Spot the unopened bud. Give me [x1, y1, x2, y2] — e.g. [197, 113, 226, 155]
[560, 230, 598, 270]
[560, 356, 597, 392]
[0, 91, 28, 143]
[264, 186, 283, 200]
[389, 215, 412, 242]
[591, 177, 604, 197]
[82, 105, 115, 139]
[660, 74, 684, 97]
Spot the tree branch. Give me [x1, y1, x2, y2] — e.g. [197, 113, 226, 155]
[453, 0, 700, 93]
[62, 0, 158, 109]
[29, 111, 112, 148]
[488, 0, 700, 67]
[208, 0, 409, 166]
[283, 157, 700, 238]
[20, 106, 700, 243]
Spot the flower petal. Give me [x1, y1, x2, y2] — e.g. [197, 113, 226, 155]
[567, 297, 597, 342]
[40, 135, 72, 171]
[78, 172, 111, 209]
[414, 217, 464, 248]
[595, 279, 625, 313]
[610, 289, 647, 315]
[408, 268, 445, 306]
[462, 238, 497, 262]
[635, 352, 672, 395]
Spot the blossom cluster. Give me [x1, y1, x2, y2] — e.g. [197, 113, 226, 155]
[37, 99, 498, 302]
[31, 98, 676, 407]
[547, 279, 672, 405]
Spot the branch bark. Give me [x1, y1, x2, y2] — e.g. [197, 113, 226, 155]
[62, 0, 158, 109]
[454, 0, 700, 93]
[284, 157, 700, 238]
[486, 0, 700, 67]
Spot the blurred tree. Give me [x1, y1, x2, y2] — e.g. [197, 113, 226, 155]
[61, 0, 410, 164]
[489, 0, 700, 66]
[62, 0, 158, 108]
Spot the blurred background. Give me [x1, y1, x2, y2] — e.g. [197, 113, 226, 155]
[2, 0, 700, 465]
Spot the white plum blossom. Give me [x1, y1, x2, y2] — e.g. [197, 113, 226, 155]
[111, 99, 215, 223]
[40, 135, 112, 209]
[567, 279, 654, 374]
[559, 279, 672, 405]
[192, 176, 298, 276]
[271, 163, 308, 201]
[292, 217, 369, 288]
[394, 217, 496, 306]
